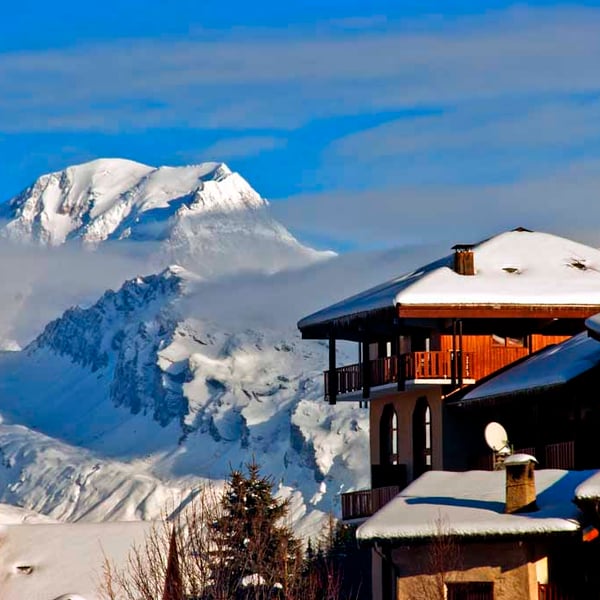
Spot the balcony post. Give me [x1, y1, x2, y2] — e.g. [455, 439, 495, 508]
[361, 339, 371, 399]
[393, 337, 405, 391]
[398, 356, 406, 390]
[458, 319, 464, 386]
[451, 319, 457, 387]
[328, 332, 337, 405]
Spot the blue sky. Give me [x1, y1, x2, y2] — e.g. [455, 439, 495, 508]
[2, 1, 600, 251]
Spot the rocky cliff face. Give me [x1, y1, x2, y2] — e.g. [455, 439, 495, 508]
[0, 265, 369, 530]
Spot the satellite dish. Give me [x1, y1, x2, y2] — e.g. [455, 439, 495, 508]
[484, 422, 510, 453]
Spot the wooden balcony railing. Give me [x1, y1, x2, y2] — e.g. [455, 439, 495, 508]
[402, 351, 473, 380]
[545, 441, 575, 469]
[341, 485, 400, 521]
[324, 352, 474, 400]
[474, 441, 575, 470]
[539, 583, 577, 600]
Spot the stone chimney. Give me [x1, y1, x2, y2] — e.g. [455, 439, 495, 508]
[452, 244, 476, 276]
[504, 454, 538, 514]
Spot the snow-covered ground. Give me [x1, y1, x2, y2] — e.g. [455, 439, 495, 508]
[0, 519, 153, 600]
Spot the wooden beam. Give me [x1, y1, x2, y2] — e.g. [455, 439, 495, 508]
[398, 304, 600, 320]
[328, 333, 337, 405]
[361, 340, 370, 400]
[458, 319, 464, 386]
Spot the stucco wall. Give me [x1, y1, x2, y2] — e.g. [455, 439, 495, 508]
[369, 386, 443, 482]
[390, 540, 544, 600]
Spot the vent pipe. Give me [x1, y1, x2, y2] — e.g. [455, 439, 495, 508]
[452, 244, 476, 276]
[504, 454, 538, 514]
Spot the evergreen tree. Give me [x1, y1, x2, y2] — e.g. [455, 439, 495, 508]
[212, 459, 302, 599]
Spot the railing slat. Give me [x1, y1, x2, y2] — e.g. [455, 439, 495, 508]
[545, 441, 575, 469]
[341, 485, 400, 520]
[324, 352, 476, 400]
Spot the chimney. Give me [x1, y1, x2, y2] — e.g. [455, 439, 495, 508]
[504, 454, 538, 514]
[452, 244, 475, 276]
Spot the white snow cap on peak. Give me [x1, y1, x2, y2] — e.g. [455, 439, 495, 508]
[0, 158, 266, 246]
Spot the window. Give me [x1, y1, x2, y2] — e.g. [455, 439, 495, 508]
[447, 582, 493, 600]
[491, 334, 525, 348]
[413, 397, 432, 478]
[380, 404, 399, 465]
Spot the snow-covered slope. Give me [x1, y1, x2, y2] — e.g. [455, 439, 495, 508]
[0, 520, 152, 600]
[0, 158, 443, 545]
[0, 158, 331, 276]
[0, 266, 370, 533]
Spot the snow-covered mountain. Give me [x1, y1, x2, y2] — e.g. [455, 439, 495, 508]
[0, 158, 443, 542]
[0, 158, 332, 276]
[0, 264, 370, 534]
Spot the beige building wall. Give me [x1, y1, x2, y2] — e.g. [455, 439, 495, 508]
[391, 541, 545, 600]
[369, 386, 443, 482]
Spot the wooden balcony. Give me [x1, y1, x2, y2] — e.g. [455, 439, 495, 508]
[545, 441, 575, 469]
[474, 441, 575, 470]
[324, 352, 474, 400]
[341, 485, 401, 521]
[402, 351, 473, 380]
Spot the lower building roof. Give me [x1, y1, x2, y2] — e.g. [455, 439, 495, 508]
[357, 469, 597, 544]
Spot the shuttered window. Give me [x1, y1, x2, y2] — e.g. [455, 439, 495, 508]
[447, 582, 493, 600]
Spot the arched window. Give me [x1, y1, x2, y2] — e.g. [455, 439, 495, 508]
[380, 404, 399, 465]
[413, 397, 432, 478]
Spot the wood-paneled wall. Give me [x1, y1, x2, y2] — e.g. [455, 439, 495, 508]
[439, 334, 569, 380]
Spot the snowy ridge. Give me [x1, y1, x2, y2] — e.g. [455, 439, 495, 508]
[0, 266, 370, 531]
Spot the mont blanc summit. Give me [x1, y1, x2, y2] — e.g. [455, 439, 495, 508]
[0, 158, 331, 276]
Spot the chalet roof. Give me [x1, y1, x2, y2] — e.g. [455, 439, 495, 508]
[298, 229, 600, 332]
[453, 330, 600, 406]
[575, 472, 600, 501]
[356, 469, 595, 543]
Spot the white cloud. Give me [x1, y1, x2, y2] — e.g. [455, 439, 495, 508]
[329, 99, 600, 161]
[1, 6, 600, 132]
[271, 159, 600, 249]
[0, 240, 153, 345]
[196, 136, 286, 160]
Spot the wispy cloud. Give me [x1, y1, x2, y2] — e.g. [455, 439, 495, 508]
[3, 5, 600, 254]
[195, 135, 286, 161]
[1, 6, 600, 133]
[272, 158, 600, 249]
[330, 99, 600, 160]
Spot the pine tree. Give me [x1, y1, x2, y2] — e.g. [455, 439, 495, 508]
[211, 459, 302, 599]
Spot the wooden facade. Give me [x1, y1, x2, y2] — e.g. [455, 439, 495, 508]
[325, 333, 570, 401]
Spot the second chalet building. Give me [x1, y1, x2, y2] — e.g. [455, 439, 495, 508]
[298, 228, 600, 521]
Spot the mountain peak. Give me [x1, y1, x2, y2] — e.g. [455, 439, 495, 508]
[0, 158, 266, 246]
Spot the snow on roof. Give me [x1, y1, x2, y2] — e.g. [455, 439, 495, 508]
[459, 331, 600, 404]
[299, 230, 600, 330]
[357, 469, 595, 543]
[585, 313, 600, 340]
[0, 521, 153, 600]
[575, 472, 600, 501]
[504, 453, 538, 466]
